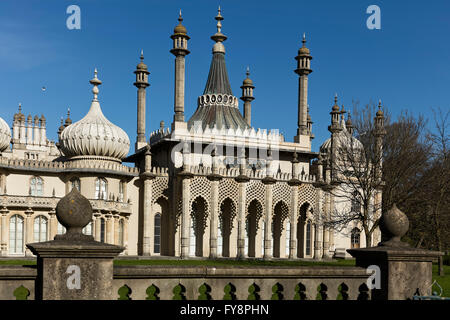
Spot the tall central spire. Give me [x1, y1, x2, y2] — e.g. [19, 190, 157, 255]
[203, 7, 232, 95]
[188, 7, 249, 130]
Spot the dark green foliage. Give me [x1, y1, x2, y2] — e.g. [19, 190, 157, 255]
[315, 283, 327, 300]
[223, 283, 236, 300]
[198, 283, 212, 300]
[172, 283, 186, 300]
[294, 283, 307, 300]
[117, 285, 132, 300]
[271, 283, 284, 300]
[247, 283, 260, 300]
[13, 285, 30, 300]
[146, 284, 160, 300]
[337, 283, 349, 300]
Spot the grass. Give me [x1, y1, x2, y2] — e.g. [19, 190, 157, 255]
[0, 259, 36, 266]
[113, 258, 357, 267]
[432, 265, 450, 297]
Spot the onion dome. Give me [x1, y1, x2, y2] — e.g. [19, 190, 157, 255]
[136, 50, 148, 71]
[59, 69, 130, 161]
[332, 94, 340, 112]
[376, 100, 384, 117]
[298, 33, 310, 55]
[242, 67, 254, 86]
[27, 114, 32, 123]
[320, 118, 363, 154]
[173, 10, 187, 35]
[0, 116, 11, 152]
[65, 108, 72, 126]
[34, 115, 39, 124]
[57, 117, 65, 136]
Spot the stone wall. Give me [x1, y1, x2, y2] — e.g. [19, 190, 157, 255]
[0, 263, 371, 300]
[112, 265, 371, 300]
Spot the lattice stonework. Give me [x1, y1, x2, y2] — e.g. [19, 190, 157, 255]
[246, 179, 266, 213]
[218, 178, 239, 205]
[190, 176, 211, 207]
[272, 182, 291, 210]
[152, 177, 169, 203]
[298, 183, 318, 216]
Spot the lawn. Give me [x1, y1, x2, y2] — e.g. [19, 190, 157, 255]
[432, 265, 450, 297]
[113, 258, 357, 267]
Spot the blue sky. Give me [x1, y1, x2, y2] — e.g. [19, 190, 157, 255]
[0, 0, 448, 153]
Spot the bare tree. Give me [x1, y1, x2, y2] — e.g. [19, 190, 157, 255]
[320, 101, 385, 247]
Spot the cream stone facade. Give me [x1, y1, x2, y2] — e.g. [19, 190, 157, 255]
[0, 9, 383, 259]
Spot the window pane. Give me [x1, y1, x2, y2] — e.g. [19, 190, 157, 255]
[154, 214, 161, 253]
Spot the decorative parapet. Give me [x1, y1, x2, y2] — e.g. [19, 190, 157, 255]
[0, 194, 132, 215]
[179, 165, 316, 183]
[0, 157, 139, 176]
[149, 127, 171, 144]
[186, 124, 284, 143]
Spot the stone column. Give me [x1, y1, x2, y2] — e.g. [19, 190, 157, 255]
[0, 208, 8, 256]
[321, 190, 331, 259]
[123, 217, 129, 255]
[179, 173, 192, 258]
[313, 223, 322, 260]
[262, 178, 275, 260]
[48, 209, 57, 240]
[235, 176, 249, 259]
[25, 208, 34, 256]
[289, 185, 299, 259]
[113, 214, 120, 245]
[94, 212, 101, 242]
[140, 148, 155, 256]
[105, 213, 114, 244]
[208, 178, 220, 258]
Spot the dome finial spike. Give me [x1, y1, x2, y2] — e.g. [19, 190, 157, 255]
[302, 32, 306, 44]
[18, 103, 22, 113]
[140, 49, 144, 61]
[246, 66, 250, 77]
[179, 9, 182, 20]
[334, 93, 338, 103]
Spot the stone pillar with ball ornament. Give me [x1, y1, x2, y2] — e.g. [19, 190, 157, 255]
[27, 188, 123, 300]
[347, 204, 443, 300]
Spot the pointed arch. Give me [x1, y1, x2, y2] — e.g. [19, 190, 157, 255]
[272, 200, 289, 258]
[154, 196, 172, 255]
[246, 199, 263, 258]
[219, 197, 237, 257]
[190, 196, 209, 257]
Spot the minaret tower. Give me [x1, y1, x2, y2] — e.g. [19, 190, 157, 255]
[294, 33, 313, 143]
[374, 100, 386, 181]
[328, 94, 342, 182]
[170, 10, 190, 127]
[134, 50, 150, 151]
[240, 67, 255, 126]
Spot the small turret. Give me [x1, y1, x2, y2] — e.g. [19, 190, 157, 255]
[240, 67, 255, 126]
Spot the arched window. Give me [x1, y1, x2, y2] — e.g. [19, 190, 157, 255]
[71, 178, 81, 192]
[34, 215, 48, 242]
[118, 220, 124, 246]
[351, 192, 360, 213]
[118, 181, 125, 202]
[154, 214, 161, 254]
[305, 220, 312, 256]
[30, 176, 43, 196]
[9, 215, 24, 254]
[57, 222, 66, 235]
[95, 178, 108, 200]
[351, 228, 361, 249]
[100, 218, 105, 243]
[82, 221, 92, 236]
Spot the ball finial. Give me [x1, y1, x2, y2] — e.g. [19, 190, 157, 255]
[55, 188, 93, 240]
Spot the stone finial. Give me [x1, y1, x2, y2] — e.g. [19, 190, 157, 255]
[379, 204, 410, 247]
[55, 188, 93, 240]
